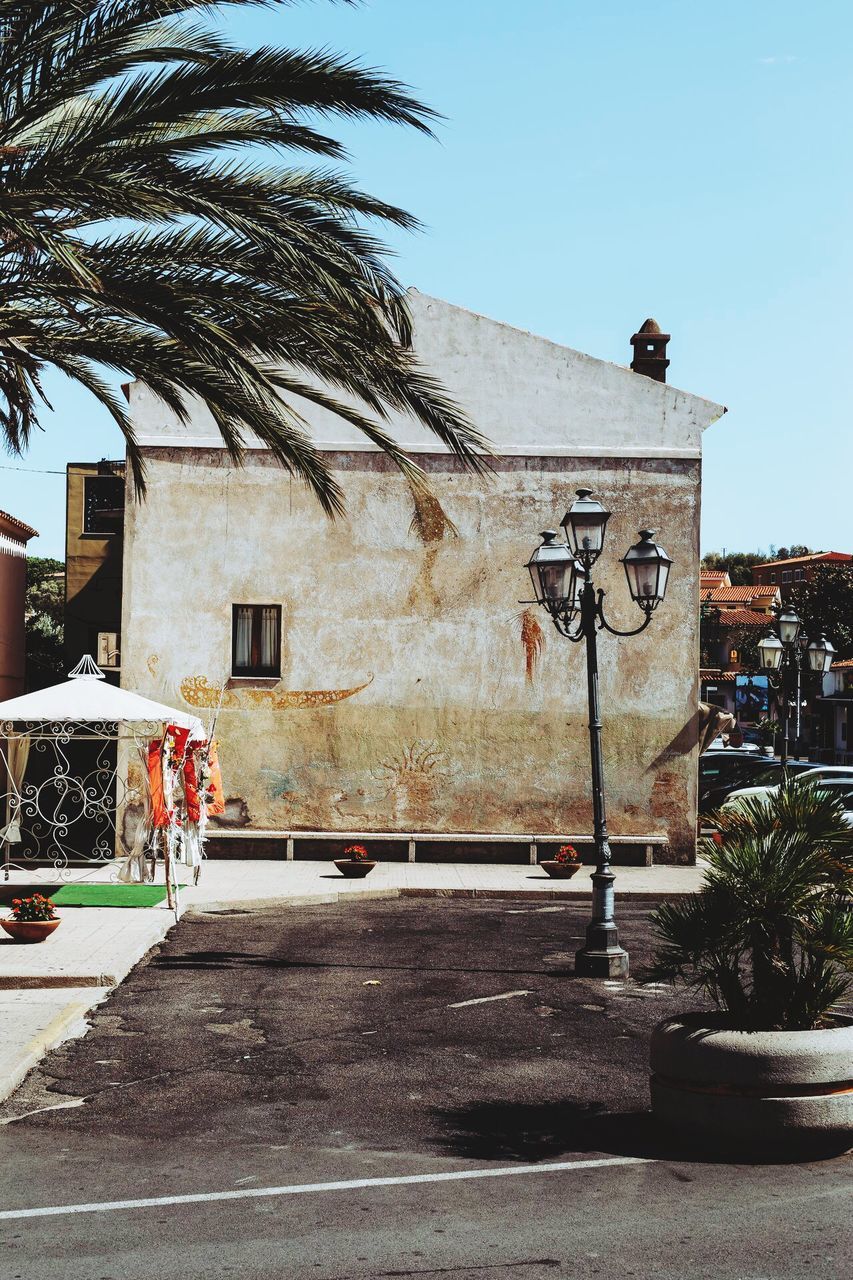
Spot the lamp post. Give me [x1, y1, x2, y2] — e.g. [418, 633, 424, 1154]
[525, 490, 672, 979]
[757, 611, 835, 774]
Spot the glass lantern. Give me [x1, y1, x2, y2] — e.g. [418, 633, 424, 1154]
[561, 489, 610, 565]
[806, 634, 836, 674]
[526, 532, 580, 618]
[777, 608, 802, 646]
[621, 530, 673, 612]
[758, 632, 784, 670]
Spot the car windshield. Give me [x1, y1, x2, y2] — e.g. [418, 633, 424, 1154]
[795, 769, 853, 787]
[745, 766, 782, 788]
[808, 780, 853, 808]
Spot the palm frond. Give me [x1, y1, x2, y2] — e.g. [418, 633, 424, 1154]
[0, 0, 489, 511]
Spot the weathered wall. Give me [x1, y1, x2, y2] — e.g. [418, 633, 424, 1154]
[122, 448, 703, 861]
[65, 464, 124, 682]
[0, 513, 35, 700]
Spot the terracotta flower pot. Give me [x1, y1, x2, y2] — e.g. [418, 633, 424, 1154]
[1, 918, 60, 944]
[333, 859, 377, 879]
[540, 860, 582, 879]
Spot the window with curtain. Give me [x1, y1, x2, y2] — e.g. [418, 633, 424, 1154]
[231, 604, 282, 677]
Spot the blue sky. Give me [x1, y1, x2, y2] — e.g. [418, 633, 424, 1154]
[5, 0, 852, 559]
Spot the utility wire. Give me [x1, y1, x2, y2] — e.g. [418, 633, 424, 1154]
[0, 463, 65, 474]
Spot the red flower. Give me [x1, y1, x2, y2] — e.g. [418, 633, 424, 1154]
[343, 843, 369, 862]
[555, 845, 580, 864]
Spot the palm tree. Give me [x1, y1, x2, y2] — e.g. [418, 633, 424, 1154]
[649, 784, 853, 1030]
[0, 1, 489, 513]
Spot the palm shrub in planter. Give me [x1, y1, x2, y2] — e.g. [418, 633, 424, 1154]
[647, 784, 853, 1148]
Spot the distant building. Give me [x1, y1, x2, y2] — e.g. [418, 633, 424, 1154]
[700, 583, 780, 616]
[64, 461, 125, 686]
[815, 658, 853, 764]
[752, 552, 853, 597]
[0, 510, 38, 700]
[700, 604, 770, 720]
[699, 568, 730, 591]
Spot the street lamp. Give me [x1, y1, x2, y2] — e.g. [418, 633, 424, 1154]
[757, 613, 835, 772]
[524, 490, 673, 979]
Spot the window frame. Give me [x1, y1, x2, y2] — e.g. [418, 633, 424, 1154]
[231, 603, 282, 678]
[82, 474, 125, 536]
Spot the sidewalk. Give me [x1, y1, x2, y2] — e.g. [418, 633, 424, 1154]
[0, 859, 705, 1103]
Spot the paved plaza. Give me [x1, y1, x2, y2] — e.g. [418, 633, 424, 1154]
[0, 895, 849, 1280]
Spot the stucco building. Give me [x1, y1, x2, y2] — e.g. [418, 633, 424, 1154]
[121, 292, 725, 863]
[0, 509, 38, 700]
[64, 461, 125, 686]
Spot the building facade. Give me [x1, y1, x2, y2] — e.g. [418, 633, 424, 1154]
[752, 552, 853, 597]
[0, 510, 38, 700]
[121, 293, 725, 863]
[65, 461, 125, 686]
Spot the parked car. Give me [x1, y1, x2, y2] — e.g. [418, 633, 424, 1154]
[809, 778, 853, 826]
[721, 764, 853, 811]
[698, 750, 790, 816]
[706, 735, 762, 753]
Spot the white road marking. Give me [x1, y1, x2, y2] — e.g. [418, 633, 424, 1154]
[0, 1098, 86, 1126]
[0, 1156, 653, 1221]
[448, 990, 531, 1008]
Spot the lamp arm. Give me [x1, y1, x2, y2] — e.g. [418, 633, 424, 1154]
[554, 616, 587, 643]
[595, 590, 654, 638]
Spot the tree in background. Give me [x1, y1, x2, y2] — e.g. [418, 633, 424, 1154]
[25, 556, 64, 689]
[789, 564, 853, 660]
[0, 1, 489, 514]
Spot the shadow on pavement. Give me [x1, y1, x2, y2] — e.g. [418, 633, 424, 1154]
[433, 1097, 851, 1167]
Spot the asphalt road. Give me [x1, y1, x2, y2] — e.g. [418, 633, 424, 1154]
[0, 897, 849, 1280]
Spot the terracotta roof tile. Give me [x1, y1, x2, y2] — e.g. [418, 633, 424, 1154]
[702, 585, 778, 603]
[716, 609, 771, 626]
[0, 509, 38, 540]
[758, 551, 853, 568]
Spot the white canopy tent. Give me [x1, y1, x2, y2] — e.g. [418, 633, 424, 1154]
[0, 654, 205, 736]
[0, 657, 210, 903]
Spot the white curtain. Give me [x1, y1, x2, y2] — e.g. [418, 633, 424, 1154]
[260, 607, 278, 669]
[2, 734, 30, 841]
[1, 735, 31, 873]
[118, 741, 153, 884]
[234, 606, 253, 668]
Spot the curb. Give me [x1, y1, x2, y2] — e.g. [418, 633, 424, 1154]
[0, 990, 109, 1105]
[0, 915, 174, 992]
[194, 888, 403, 913]
[189, 885, 695, 912]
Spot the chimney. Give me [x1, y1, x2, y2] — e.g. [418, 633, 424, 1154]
[630, 318, 670, 383]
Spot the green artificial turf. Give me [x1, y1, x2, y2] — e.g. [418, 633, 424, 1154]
[51, 883, 170, 908]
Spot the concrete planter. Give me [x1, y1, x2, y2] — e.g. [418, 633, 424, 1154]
[333, 859, 377, 879]
[540, 860, 582, 879]
[650, 1012, 853, 1151]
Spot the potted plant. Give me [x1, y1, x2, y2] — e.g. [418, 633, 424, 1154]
[2, 894, 61, 944]
[647, 784, 853, 1149]
[755, 716, 780, 756]
[333, 843, 377, 878]
[540, 844, 584, 879]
